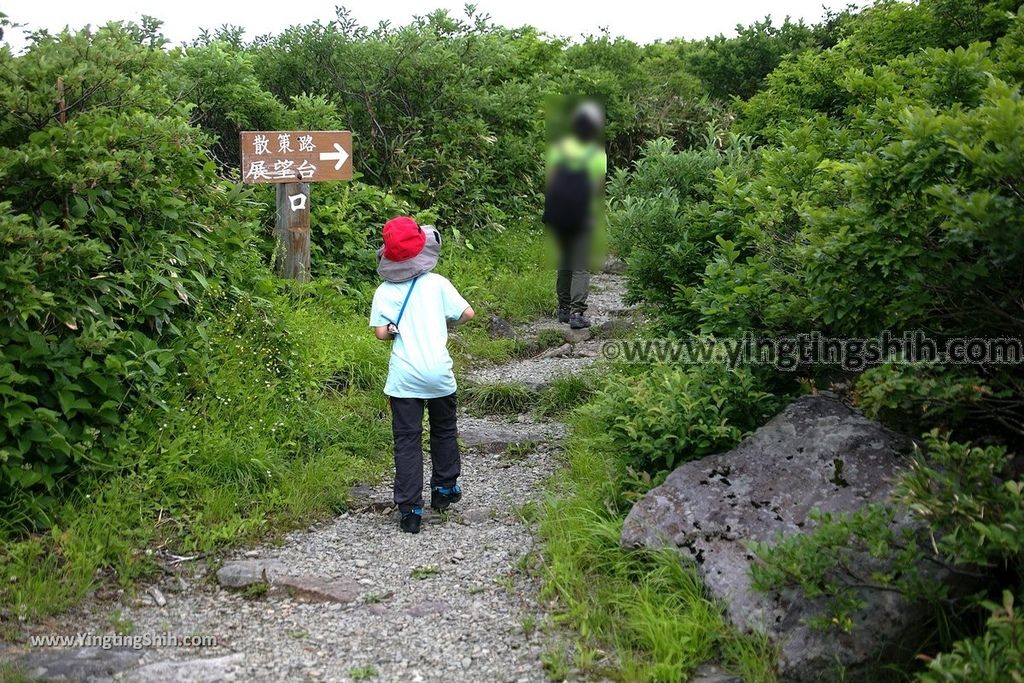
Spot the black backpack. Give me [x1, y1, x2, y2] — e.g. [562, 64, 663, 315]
[543, 146, 596, 237]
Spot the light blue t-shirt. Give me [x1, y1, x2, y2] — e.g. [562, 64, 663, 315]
[369, 272, 470, 399]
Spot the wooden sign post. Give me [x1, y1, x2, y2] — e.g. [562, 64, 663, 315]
[240, 130, 353, 281]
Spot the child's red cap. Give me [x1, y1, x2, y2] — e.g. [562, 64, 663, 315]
[382, 216, 426, 262]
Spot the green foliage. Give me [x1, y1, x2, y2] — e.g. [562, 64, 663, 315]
[178, 40, 290, 167]
[0, 23, 260, 523]
[606, 2, 1024, 675]
[436, 226, 553, 323]
[584, 363, 786, 477]
[920, 590, 1024, 683]
[534, 328, 567, 351]
[612, 13, 1024, 434]
[0, 288, 393, 619]
[855, 364, 1015, 438]
[749, 503, 941, 635]
[240, 581, 269, 599]
[687, 17, 844, 100]
[308, 181, 413, 283]
[410, 564, 441, 579]
[349, 665, 378, 681]
[737, 0, 1022, 140]
[607, 135, 756, 318]
[901, 431, 1023, 568]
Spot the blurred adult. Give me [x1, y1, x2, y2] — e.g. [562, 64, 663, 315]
[542, 101, 607, 329]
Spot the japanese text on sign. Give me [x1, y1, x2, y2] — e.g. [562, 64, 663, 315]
[240, 131, 352, 184]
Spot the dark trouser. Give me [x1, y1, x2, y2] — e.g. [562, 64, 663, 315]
[555, 221, 594, 315]
[389, 392, 460, 512]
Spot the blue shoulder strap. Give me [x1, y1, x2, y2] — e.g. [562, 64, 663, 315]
[394, 275, 420, 328]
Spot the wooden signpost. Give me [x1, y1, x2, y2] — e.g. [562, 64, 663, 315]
[240, 130, 353, 281]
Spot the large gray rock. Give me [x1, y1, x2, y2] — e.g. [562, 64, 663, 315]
[621, 394, 923, 682]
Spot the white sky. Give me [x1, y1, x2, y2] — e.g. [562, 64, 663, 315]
[5, 1, 858, 53]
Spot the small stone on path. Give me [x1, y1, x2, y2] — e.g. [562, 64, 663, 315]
[121, 653, 246, 682]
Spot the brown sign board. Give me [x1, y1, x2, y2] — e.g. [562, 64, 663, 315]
[240, 130, 352, 184]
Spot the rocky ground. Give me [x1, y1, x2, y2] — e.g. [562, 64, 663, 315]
[5, 270, 634, 683]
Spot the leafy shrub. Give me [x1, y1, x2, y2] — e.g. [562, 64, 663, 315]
[0, 289, 392, 619]
[178, 40, 290, 168]
[920, 591, 1024, 683]
[686, 17, 838, 101]
[607, 5, 1024, 675]
[607, 136, 756, 321]
[737, 0, 1021, 140]
[0, 25, 261, 524]
[584, 362, 786, 477]
[900, 431, 1023, 568]
[307, 181, 414, 283]
[855, 364, 1016, 440]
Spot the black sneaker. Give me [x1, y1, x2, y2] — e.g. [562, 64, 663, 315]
[569, 313, 591, 329]
[430, 484, 462, 512]
[400, 507, 422, 534]
[557, 309, 570, 324]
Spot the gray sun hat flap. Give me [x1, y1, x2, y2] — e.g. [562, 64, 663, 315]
[376, 225, 441, 283]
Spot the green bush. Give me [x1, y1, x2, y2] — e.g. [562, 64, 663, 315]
[607, 136, 757, 322]
[686, 17, 841, 101]
[920, 591, 1024, 683]
[736, 0, 1021, 140]
[584, 362, 786, 478]
[0, 25, 261, 524]
[0, 289, 392, 619]
[855, 364, 1014, 439]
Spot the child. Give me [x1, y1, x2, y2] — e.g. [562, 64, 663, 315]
[370, 216, 475, 534]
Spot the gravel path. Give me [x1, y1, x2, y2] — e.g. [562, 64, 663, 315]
[466, 274, 637, 390]
[8, 273, 630, 683]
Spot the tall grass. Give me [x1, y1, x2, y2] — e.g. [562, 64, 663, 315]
[438, 226, 554, 323]
[462, 381, 537, 415]
[535, 373, 600, 418]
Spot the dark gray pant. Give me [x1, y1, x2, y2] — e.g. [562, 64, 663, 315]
[389, 393, 460, 512]
[556, 223, 593, 315]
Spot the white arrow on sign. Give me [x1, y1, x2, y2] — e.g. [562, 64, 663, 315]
[319, 143, 349, 170]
